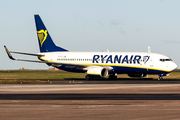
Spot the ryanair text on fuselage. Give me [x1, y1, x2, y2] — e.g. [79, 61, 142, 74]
[92, 55, 150, 64]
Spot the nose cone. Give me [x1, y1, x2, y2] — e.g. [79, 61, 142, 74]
[169, 62, 177, 71]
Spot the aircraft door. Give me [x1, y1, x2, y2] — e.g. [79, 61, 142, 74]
[51, 55, 54, 61]
[166, 62, 168, 69]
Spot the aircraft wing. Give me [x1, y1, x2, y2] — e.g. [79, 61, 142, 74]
[4, 46, 95, 68]
[4, 46, 48, 63]
[10, 51, 44, 57]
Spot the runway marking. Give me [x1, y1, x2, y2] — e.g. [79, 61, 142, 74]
[1, 104, 180, 107]
[1, 104, 180, 111]
[0, 84, 180, 92]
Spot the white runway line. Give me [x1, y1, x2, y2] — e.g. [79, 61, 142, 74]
[0, 84, 180, 92]
[1, 104, 180, 111]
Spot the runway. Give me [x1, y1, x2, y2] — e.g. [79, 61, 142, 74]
[1, 84, 180, 119]
[51, 78, 180, 84]
[2, 78, 180, 84]
[1, 93, 180, 100]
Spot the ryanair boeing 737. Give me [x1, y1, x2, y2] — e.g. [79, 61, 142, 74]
[4, 15, 177, 80]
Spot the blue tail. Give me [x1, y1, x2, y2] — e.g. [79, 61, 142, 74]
[34, 15, 68, 52]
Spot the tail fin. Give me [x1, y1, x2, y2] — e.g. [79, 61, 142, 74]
[34, 15, 68, 52]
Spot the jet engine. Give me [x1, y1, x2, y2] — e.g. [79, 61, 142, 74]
[86, 67, 108, 78]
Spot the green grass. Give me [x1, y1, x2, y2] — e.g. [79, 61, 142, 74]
[0, 70, 180, 84]
[0, 80, 50, 84]
[0, 72, 86, 79]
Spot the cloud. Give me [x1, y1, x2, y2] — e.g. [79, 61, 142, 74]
[110, 20, 126, 35]
[134, 28, 141, 32]
[110, 20, 122, 26]
[162, 40, 180, 44]
[97, 21, 104, 26]
[120, 30, 126, 35]
[159, 0, 166, 3]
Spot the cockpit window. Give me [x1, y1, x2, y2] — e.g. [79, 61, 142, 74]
[160, 59, 172, 62]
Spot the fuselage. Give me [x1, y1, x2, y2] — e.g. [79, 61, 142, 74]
[39, 51, 177, 75]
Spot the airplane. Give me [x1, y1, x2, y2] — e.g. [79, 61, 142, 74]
[4, 14, 177, 81]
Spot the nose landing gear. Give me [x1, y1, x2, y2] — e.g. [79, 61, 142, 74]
[158, 76, 163, 81]
[158, 73, 167, 81]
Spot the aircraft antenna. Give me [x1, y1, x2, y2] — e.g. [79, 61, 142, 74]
[148, 46, 151, 53]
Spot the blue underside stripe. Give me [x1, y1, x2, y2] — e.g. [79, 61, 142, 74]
[58, 65, 169, 74]
[38, 57, 170, 74]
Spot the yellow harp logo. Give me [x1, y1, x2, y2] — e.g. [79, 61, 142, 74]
[37, 29, 48, 47]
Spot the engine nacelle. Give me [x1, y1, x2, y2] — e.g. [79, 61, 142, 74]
[87, 67, 108, 78]
[128, 73, 147, 77]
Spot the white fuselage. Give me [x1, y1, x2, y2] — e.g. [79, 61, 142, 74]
[39, 52, 177, 74]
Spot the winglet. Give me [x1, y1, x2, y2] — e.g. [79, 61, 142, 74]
[4, 46, 16, 60]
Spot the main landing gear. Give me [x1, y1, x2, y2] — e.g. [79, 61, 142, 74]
[85, 75, 94, 80]
[85, 74, 117, 80]
[109, 73, 117, 80]
[85, 75, 91, 80]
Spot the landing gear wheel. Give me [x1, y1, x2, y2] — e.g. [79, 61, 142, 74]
[109, 75, 117, 80]
[85, 75, 93, 80]
[158, 77, 163, 81]
[85, 75, 90, 80]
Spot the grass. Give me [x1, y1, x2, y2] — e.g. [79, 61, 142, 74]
[0, 72, 86, 79]
[0, 70, 180, 84]
[0, 80, 50, 84]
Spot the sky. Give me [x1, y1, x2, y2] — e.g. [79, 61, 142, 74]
[1, 0, 180, 69]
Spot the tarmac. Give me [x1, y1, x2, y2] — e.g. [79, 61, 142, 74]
[1, 80, 180, 120]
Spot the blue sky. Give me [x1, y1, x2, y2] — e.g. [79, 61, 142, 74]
[1, 0, 180, 69]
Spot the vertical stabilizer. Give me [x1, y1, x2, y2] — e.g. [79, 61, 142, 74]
[34, 15, 68, 52]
